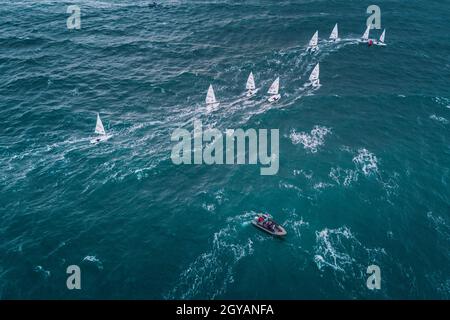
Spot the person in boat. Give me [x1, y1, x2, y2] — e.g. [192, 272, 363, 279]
[368, 39, 373, 47]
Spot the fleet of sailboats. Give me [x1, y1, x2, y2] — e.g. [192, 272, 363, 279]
[89, 24, 388, 142]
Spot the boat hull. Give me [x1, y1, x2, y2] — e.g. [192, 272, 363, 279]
[267, 94, 281, 102]
[90, 135, 111, 144]
[251, 220, 287, 237]
[246, 88, 259, 97]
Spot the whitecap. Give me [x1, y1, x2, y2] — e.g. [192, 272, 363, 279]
[313, 182, 333, 190]
[313, 226, 387, 281]
[289, 126, 331, 153]
[293, 169, 313, 180]
[82, 255, 104, 270]
[352, 148, 379, 176]
[430, 114, 449, 124]
[33, 266, 51, 279]
[202, 203, 216, 213]
[329, 167, 358, 187]
[314, 227, 355, 272]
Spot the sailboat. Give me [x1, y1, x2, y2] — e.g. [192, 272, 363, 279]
[267, 77, 280, 102]
[375, 29, 386, 46]
[329, 23, 339, 41]
[309, 63, 320, 87]
[307, 31, 319, 52]
[205, 84, 219, 111]
[90, 113, 111, 144]
[361, 25, 371, 42]
[245, 72, 258, 97]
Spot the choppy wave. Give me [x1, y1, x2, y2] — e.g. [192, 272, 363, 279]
[314, 226, 355, 272]
[1, 0, 449, 299]
[314, 226, 388, 297]
[82, 255, 104, 270]
[352, 148, 379, 176]
[288, 126, 331, 153]
[33, 265, 51, 279]
[429, 114, 449, 124]
[165, 212, 255, 299]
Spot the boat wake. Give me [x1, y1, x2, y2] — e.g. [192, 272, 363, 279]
[164, 211, 257, 299]
[314, 226, 387, 296]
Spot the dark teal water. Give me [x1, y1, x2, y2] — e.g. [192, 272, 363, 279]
[1, 0, 449, 299]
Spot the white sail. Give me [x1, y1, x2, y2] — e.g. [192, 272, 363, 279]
[267, 77, 279, 95]
[309, 63, 320, 82]
[362, 25, 370, 40]
[379, 29, 385, 43]
[246, 72, 255, 90]
[330, 23, 338, 40]
[205, 84, 217, 104]
[95, 113, 106, 135]
[309, 31, 318, 47]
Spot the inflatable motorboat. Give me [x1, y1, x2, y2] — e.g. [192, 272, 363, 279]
[252, 214, 287, 237]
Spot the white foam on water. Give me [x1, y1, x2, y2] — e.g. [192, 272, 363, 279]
[202, 203, 216, 213]
[313, 225, 388, 294]
[278, 181, 303, 198]
[314, 227, 355, 272]
[214, 189, 227, 205]
[293, 169, 313, 180]
[289, 126, 331, 153]
[329, 149, 379, 187]
[352, 148, 379, 176]
[430, 114, 449, 124]
[82, 255, 104, 270]
[313, 182, 333, 191]
[166, 212, 256, 299]
[33, 266, 51, 279]
[329, 167, 358, 187]
[286, 217, 309, 238]
[433, 97, 450, 109]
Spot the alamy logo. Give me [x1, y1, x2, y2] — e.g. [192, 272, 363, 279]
[67, 5, 81, 30]
[366, 5, 381, 29]
[366, 264, 381, 290]
[170, 120, 279, 175]
[66, 265, 81, 290]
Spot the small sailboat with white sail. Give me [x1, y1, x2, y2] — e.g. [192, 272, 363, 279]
[375, 29, 386, 46]
[267, 77, 280, 102]
[329, 23, 340, 42]
[245, 72, 258, 97]
[307, 30, 319, 52]
[90, 113, 111, 144]
[361, 25, 371, 43]
[308, 63, 320, 87]
[205, 84, 219, 111]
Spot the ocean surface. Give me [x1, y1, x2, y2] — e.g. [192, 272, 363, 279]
[1, 0, 449, 299]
